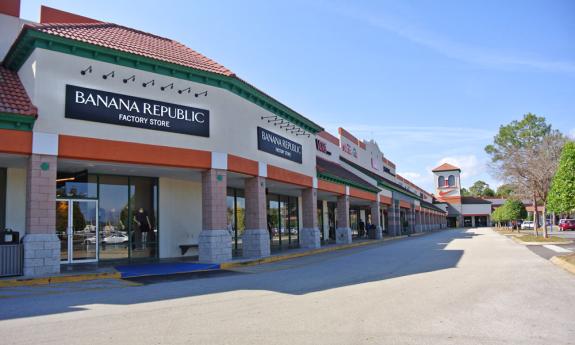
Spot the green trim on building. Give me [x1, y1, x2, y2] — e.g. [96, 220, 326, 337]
[317, 172, 380, 194]
[338, 157, 419, 199]
[376, 180, 421, 200]
[3, 29, 323, 134]
[0, 113, 36, 131]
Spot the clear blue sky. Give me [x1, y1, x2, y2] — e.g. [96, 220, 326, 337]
[21, 0, 575, 192]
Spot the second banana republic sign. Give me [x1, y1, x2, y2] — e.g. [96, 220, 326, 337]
[257, 127, 302, 163]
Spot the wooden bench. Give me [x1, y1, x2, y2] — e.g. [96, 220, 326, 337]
[179, 244, 198, 255]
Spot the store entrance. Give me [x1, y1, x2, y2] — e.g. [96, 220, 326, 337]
[56, 199, 99, 263]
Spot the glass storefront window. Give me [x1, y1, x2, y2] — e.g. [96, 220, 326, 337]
[56, 171, 160, 263]
[268, 197, 280, 250]
[288, 198, 299, 248]
[268, 194, 299, 251]
[317, 200, 323, 241]
[98, 175, 130, 261]
[235, 193, 245, 249]
[280, 198, 289, 245]
[57, 171, 97, 199]
[227, 192, 235, 233]
[227, 188, 245, 256]
[350, 209, 359, 237]
[328, 202, 336, 241]
[129, 177, 158, 259]
[56, 200, 69, 261]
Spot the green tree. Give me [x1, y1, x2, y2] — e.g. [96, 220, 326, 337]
[469, 180, 489, 196]
[496, 184, 514, 198]
[492, 200, 527, 230]
[468, 180, 496, 197]
[483, 187, 496, 197]
[503, 199, 527, 223]
[460, 187, 471, 196]
[548, 141, 575, 215]
[485, 113, 563, 237]
[491, 206, 503, 227]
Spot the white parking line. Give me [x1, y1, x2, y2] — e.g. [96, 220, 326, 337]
[542, 245, 572, 253]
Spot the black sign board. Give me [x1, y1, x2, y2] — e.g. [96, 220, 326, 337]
[257, 127, 302, 163]
[65, 85, 209, 137]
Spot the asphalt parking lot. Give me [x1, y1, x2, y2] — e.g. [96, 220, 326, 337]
[1, 228, 574, 345]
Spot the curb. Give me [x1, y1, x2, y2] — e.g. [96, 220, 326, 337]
[0, 271, 121, 288]
[221, 234, 415, 269]
[550, 255, 575, 275]
[510, 236, 572, 246]
[0, 231, 439, 286]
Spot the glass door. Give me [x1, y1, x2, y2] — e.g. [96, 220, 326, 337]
[56, 199, 99, 263]
[56, 200, 70, 262]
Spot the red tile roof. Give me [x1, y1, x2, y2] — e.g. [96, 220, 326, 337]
[28, 22, 235, 77]
[432, 162, 461, 172]
[0, 66, 37, 116]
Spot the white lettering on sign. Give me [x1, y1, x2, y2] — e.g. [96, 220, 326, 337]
[75, 90, 202, 123]
[76, 91, 140, 113]
[261, 131, 302, 154]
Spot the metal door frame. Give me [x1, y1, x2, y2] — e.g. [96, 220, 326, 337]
[57, 199, 99, 263]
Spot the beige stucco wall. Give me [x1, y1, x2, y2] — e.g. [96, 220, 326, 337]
[20, 48, 317, 177]
[5, 167, 26, 235]
[462, 203, 491, 215]
[158, 177, 202, 258]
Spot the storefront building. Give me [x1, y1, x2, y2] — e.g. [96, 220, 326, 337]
[0, 3, 448, 277]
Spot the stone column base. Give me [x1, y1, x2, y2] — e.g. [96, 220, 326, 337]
[242, 229, 270, 258]
[23, 234, 60, 277]
[336, 227, 352, 244]
[371, 225, 383, 239]
[300, 227, 320, 249]
[198, 229, 232, 263]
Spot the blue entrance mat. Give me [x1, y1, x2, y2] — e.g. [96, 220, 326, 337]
[115, 262, 220, 278]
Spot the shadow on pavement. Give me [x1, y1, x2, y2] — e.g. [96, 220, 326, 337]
[0, 228, 479, 321]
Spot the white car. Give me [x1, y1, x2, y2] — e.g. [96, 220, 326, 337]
[85, 233, 129, 245]
[103, 233, 129, 244]
[521, 221, 534, 230]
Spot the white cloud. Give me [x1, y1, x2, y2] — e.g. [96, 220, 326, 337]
[328, 3, 575, 73]
[436, 155, 485, 181]
[323, 124, 494, 146]
[397, 170, 436, 189]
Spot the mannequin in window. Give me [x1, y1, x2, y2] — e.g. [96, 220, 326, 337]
[134, 208, 152, 249]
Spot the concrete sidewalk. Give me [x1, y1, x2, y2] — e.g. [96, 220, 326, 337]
[1, 227, 573, 345]
[0, 231, 433, 287]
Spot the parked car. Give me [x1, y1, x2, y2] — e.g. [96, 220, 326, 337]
[103, 233, 129, 244]
[521, 221, 534, 230]
[559, 219, 575, 231]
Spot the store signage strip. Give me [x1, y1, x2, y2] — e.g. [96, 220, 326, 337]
[65, 85, 210, 137]
[257, 127, 302, 163]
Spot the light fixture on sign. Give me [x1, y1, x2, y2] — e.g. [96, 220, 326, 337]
[80, 66, 92, 75]
[102, 71, 115, 79]
[260, 115, 310, 137]
[161, 83, 174, 91]
[178, 87, 191, 94]
[194, 90, 208, 98]
[142, 80, 155, 87]
[123, 75, 135, 83]
[281, 124, 296, 130]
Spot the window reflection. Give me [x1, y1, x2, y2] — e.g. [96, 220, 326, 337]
[56, 171, 97, 199]
[268, 194, 299, 252]
[227, 188, 245, 257]
[98, 176, 129, 261]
